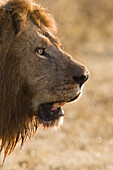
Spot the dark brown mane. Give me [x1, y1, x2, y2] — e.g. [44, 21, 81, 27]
[0, 0, 57, 163]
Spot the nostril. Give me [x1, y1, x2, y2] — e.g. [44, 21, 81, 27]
[81, 74, 89, 82]
[73, 73, 89, 87]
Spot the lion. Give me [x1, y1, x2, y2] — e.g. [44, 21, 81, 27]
[0, 0, 89, 163]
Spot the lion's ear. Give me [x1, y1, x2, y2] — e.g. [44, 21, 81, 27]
[8, 10, 27, 35]
[11, 13, 22, 34]
[5, 0, 28, 35]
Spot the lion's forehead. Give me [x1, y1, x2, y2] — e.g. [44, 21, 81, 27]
[19, 20, 60, 50]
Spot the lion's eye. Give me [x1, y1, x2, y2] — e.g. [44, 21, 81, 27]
[36, 49, 45, 55]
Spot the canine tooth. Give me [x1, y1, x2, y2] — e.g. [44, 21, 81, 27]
[53, 103, 59, 109]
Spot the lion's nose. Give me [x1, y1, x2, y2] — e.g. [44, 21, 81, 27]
[73, 71, 89, 87]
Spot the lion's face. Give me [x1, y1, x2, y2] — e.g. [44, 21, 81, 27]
[0, 0, 90, 159]
[12, 20, 89, 127]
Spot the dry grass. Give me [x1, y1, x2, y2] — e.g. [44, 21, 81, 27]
[1, 0, 113, 169]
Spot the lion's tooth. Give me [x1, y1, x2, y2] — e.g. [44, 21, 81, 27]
[52, 103, 60, 111]
[53, 103, 59, 109]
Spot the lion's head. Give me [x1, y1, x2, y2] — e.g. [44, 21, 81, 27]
[0, 0, 89, 162]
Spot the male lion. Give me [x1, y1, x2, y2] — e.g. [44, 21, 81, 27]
[0, 0, 89, 162]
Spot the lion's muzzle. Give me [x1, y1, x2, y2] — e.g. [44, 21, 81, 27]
[36, 61, 89, 128]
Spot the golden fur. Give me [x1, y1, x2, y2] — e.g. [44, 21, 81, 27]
[0, 0, 89, 163]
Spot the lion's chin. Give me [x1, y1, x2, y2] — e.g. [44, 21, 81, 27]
[39, 115, 64, 128]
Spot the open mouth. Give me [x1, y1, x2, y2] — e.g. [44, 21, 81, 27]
[37, 93, 81, 127]
[38, 102, 65, 127]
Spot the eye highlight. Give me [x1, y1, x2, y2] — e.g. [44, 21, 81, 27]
[36, 48, 45, 55]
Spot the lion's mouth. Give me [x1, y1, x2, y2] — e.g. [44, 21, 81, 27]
[38, 102, 64, 127]
[37, 92, 81, 127]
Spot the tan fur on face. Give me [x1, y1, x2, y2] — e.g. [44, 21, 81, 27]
[0, 0, 88, 163]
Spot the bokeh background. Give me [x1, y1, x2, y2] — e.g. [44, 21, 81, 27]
[1, 0, 113, 169]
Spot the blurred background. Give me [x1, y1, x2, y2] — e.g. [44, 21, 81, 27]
[2, 0, 113, 169]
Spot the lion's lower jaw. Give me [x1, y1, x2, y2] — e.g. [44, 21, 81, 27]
[39, 116, 64, 128]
